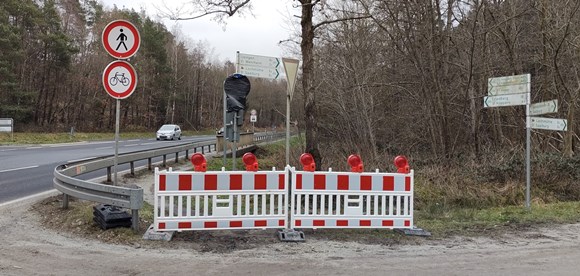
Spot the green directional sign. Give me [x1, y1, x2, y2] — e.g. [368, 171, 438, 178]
[484, 93, 528, 108]
[530, 99, 558, 116]
[238, 53, 280, 68]
[488, 74, 530, 87]
[488, 74, 530, 96]
[236, 52, 282, 80]
[530, 117, 567, 131]
[238, 65, 280, 79]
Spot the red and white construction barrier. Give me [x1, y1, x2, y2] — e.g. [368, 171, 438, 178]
[154, 153, 288, 231]
[290, 168, 413, 229]
[154, 152, 415, 233]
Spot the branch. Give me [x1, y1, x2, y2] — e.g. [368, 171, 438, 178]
[313, 14, 372, 30]
[156, 0, 252, 22]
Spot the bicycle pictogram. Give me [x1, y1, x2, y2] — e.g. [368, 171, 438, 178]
[110, 72, 130, 86]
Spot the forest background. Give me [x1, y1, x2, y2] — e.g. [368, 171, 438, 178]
[2, 0, 580, 207]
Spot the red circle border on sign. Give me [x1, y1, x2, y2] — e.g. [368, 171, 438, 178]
[102, 20, 140, 59]
[102, 60, 137, 99]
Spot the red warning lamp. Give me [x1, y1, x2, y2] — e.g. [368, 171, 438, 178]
[347, 154, 364, 173]
[394, 155, 410, 173]
[300, 153, 315, 172]
[242, 152, 259, 172]
[191, 153, 207, 172]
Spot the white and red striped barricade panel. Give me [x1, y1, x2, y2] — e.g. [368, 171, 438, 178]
[154, 167, 288, 231]
[290, 168, 414, 229]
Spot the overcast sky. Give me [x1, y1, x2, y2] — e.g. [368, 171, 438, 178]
[99, 0, 296, 62]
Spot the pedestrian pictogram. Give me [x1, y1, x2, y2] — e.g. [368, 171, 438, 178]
[102, 20, 140, 59]
[102, 60, 137, 99]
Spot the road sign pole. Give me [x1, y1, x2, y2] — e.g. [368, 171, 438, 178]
[114, 99, 120, 185]
[223, 86, 227, 167]
[286, 94, 290, 166]
[233, 114, 237, 171]
[525, 90, 531, 210]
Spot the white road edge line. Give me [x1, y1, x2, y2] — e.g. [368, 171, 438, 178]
[95, 147, 111, 150]
[0, 190, 60, 208]
[125, 144, 140, 147]
[0, 165, 39, 173]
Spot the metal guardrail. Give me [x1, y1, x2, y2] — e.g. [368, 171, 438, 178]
[53, 132, 287, 231]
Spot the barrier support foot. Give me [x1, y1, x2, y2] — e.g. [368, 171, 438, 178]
[395, 227, 432, 237]
[278, 229, 305, 242]
[142, 224, 174, 241]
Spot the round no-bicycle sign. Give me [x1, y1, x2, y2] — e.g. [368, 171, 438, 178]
[102, 20, 140, 59]
[102, 60, 137, 99]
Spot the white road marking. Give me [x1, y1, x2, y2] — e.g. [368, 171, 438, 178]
[0, 165, 39, 173]
[0, 148, 17, 152]
[141, 142, 158, 145]
[0, 190, 59, 208]
[96, 147, 111, 150]
[127, 139, 140, 142]
[125, 144, 140, 147]
[26, 147, 41, 150]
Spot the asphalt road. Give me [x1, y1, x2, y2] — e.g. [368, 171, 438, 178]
[0, 135, 214, 204]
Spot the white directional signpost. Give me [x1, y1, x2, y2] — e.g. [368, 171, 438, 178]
[483, 93, 528, 108]
[530, 117, 567, 131]
[237, 53, 281, 79]
[102, 20, 140, 186]
[234, 52, 300, 166]
[530, 100, 558, 116]
[485, 73, 567, 210]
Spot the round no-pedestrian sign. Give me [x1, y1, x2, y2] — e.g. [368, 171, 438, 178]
[102, 20, 140, 59]
[102, 60, 137, 99]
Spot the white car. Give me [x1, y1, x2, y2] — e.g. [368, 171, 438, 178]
[156, 124, 182, 140]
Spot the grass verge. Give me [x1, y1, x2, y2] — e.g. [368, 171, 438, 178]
[0, 130, 214, 145]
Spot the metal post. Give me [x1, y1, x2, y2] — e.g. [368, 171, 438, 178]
[114, 99, 120, 185]
[223, 87, 227, 167]
[525, 86, 531, 210]
[132, 209, 139, 231]
[286, 94, 290, 166]
[233, 112, 237, 171]
[62, 194, 69, 209]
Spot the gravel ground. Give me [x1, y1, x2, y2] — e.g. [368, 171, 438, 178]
[2, 165, 580, 275]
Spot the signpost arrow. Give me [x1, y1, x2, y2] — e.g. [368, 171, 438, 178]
[488, 83, 529, 96]
[238, 65, 280, 79]
[530, 117, 567, 131]
[484, 93, 528, 108]
[488, 74, 530, 87]
[238, 53, 280, 68]
[530, 100, 558, 116]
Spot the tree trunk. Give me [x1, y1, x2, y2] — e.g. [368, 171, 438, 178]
[300, 0, 322, 169]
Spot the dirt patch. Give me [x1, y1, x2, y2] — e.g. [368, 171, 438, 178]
[26, 163, 577, 256]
